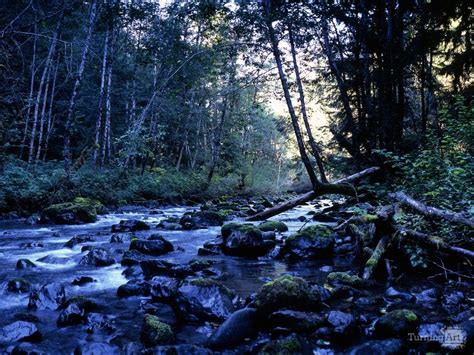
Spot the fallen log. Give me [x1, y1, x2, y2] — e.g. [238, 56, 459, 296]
[397, 227, 474, 261]
[363, 234, 391, 279]
[390, 192, 474, 228]
[246, 166, 380, 221]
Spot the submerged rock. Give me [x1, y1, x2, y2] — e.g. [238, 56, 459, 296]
[64, 235, 94, 248]
[258, 220, 288, 232]
[72, 276, 95, 286]
[150, 276, 180, 301]
[284, 225, 335, 259]
[221, 223, 270, 257]
[42, 197, 103, 224]
[111, 219, 150, 232]
[57, 303, 84, 327]
[207, 308, 259, 350]
[7, 278, 31, 293]
[255, 275, 319, 314]
[28, 283, 67, 310]
[16, 259, 36, 269]
[374, 309, 419, 338]
[79, 247, 115, 267]
[37, 254, 72, 265]
[0, 321, 42, 343]
[347, 339, 403, 354]
[74, 342, 121, 355]
[130, 236, 174, 256]
[141, 315, 175, 347]
[175, 278, 236, 322]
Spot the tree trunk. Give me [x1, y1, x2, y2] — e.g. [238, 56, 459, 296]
[264, 6, 321, 190]
[288, 27, 328, 183]
[34, 60, 53, 164]
[363, 235, 391, 279]
[246, 166, 380, 221]
[64, 0, 97, 172]
[101, 30, 114, 167]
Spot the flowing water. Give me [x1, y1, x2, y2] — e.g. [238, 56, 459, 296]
[0, 202, 471, 353]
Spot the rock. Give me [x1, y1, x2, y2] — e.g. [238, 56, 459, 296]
[268, 245, 285, 259]
[72, 276, 95, 286]
[85, 313, 116, 334]
[442, 290, 465, 313]
[459, 320, 473, 350]
[284, 225, 335, 259]
[255, 275, 319, 314]
[385, 287, 415, 302]
[9, 343, 46, 354]
[57, 303, 84, 327]
[175, 278, 236, 322]
[7, 278, 31, 293]
[221, 223, 269, 257]
[269, 309, 323, 333]
[327, 310, 355, 334]
[28, 283, 67, 310]
[16, 259, 36, 269]
[141, 315, 175, 347]
[261, 231, 276, 241]
[37, 254, 72, 264]
[74, 342, 121, 355]
[140, 260, 176, 279]
[111, 219, 150, 232]
[374, 309, 419, 338]
[417, 323, 444, 346]
[130, 236, 173, 256]
[25, 215, 40, 225]
[207, 308, 258, 350]
[64, 296, 99, 312]
[152, 345, 212, 355]
[123, 265, 144, 280]
[110, 234, 126, 243]
[13, 313, 40, 323]
[64, 235, 94, 248]
[150, 276, 180, 300]
[79, 247, 115, 267]
[258, 220, 288, 232]
[180, 211, 224, 230]
[20, 242, 44, 248]
[0, 321, 41, 343]
[259, 334, 307, 354]
[157, 219, 182, 230]
[348, 339, 403, 354]
[42, 197, 103, 224]
[198, 248, 220, 256]
[122, 250, 148, 266]
[414, 288, 439, 309]
[188, 259, 214, 273]
[326, 272, 369, 289]
[117, 280, 150, 297]
[312, 213, 338, 223]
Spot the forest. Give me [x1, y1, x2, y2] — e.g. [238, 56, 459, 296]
[0, 0, 472, 353]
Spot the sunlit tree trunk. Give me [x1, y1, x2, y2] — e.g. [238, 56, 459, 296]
[94, 30, 109, 165]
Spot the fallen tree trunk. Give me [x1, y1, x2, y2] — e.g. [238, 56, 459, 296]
[397, 227, 474, 261]
[390, 192, 474, 228]
[363, 235, 391, 279]
[246, 166, 380, 221]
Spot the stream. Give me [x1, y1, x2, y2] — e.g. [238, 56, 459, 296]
[0, 201, 472, 353]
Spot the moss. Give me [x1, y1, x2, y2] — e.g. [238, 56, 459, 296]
[141, 315, 174, 347]
[326, 272, 368, 289]
[286, 225, 332, 243]
[44, 197, 103, 223]
[188, 278, 234, 297]
[188, 259, 212, 272]
[260, 336, 303, 354]
[221, 223, 262, 239]
[258, 220, 288, 232]
[391, 309, 418, 323]
[255, 275, 318, 313]
[360, 214, 378, 223]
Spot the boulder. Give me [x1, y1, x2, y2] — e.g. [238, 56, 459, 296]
[180, 211, 224, 230]
[37, 254, 72, 265]
[122, 250, 148, 266]
[175, 278, 236, 322]
[42, 197, 103, 224]
[327, 310, 355, 336]
[258, 220, 288, 232]
[117, 280, 150, 297]
[130, 236, 173, 256]
[374, 309, 419, 338]
[63, 296, 99, 312]
[150, 276, 180, 300]
[255, 275, 319, 314]
[79, 247, 115, 267]
[140, 315, 175, 347]
[16, 259, 36, 269]
[385, 287, 415, 302]
[28, 283, 67, 310]
[57, 303, 84, 327]
[326, 272, 369, 289]
[221, 223, 269, 257]
[207, 308, 259, 350]
[259, 334, 307, 354]
[64, 235, 94, 248]
[268, 309, 323, 333]
[284, 225, 335, 259]
[74, 342, 121, 355]
[85, 313, 116, 334]
[111, 219, 150, 232]
[152, 345, 212, 355]
[72, 276, 95, 286]
[110, 234, 127, 243]
[0, 321, 41, 343]
[140, 260, 176, 279]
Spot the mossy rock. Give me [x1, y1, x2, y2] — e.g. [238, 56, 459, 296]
[258, 220, 288, 232]
[326, 272, 369, 289]
[221, 223, 269, 257]
[259, 335, 304, 354]
[63, 296, 98, 312]
[284, 225, 334, 259]
[43, 197, 103, 224]
[221, 223, 261, 239]
[255, 275, 319, 314]
[188, 259, 213, 272]
[374, 309, 419, 337]
[141, 315, 175, 347]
